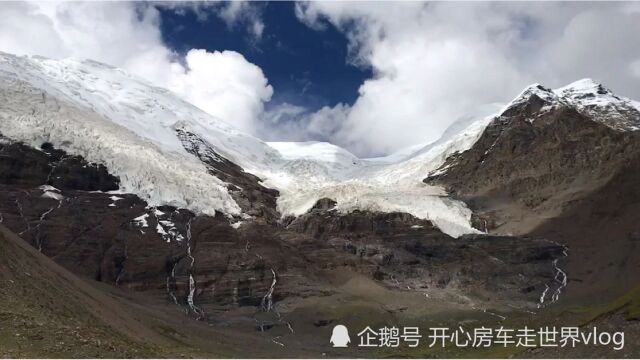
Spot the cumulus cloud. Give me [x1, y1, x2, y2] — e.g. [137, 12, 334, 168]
[216, 1, 265, 39]
[260, 102, 350, 143]
[152, 1, 266, 40]
[169, 49, 273, 133]
[0, 1, 272, 134]
[293, 2, 640, 156]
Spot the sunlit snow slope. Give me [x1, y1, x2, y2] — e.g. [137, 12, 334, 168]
[265, 117, 494, 237]
[0, 52, 281, 217]
[3, 53, 635, 237]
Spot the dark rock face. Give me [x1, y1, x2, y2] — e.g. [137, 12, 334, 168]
[0, 138, 344, 322]
[287, 203, 566, 307]
[309, 197, 337, 211]
[425, 105, 640, 235]
[175, 129, 280, 224]
[0, 138, 119, 191]
[528, 154, 640, 302]
[425, 100, 640, 303]
[41, 142, 120, 192]
[0, 135, 567, 332]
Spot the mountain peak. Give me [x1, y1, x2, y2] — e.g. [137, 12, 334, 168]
[559, 77, 602, 88]
[501, 78, 640, 131]
[554, 78, 614, 98]
[500, 83, 559, 117]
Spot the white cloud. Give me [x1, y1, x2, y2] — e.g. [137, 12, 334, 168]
[169, 49, 273, 133]
[154, 1, 265, 40]
[293, 2, 640, 156]
[631, 60, 640, 79]
[216, 1, 265, 40]
[259, 102, 349, 143]
[0, 1, 272, 134]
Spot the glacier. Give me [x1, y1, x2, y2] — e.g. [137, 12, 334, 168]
[2, 52, 636, 238]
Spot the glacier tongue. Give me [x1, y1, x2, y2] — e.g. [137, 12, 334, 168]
[263, 114, 495, 238]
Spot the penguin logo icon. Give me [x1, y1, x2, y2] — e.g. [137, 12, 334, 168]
[330, 324, 351, 347]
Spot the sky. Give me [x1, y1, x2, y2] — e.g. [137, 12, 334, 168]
[1, 1, 639, 157]
[158, 2, 370, 109]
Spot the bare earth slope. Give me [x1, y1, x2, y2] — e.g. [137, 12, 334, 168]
[0, 224, 342, 358]
[0, 223, 170, 358]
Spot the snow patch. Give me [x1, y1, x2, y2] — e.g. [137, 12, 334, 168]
[108, 195, 123, 207]
[39, 185, 60, 192]
[133, 214, 149, 228]
[41, 191, 64, 201]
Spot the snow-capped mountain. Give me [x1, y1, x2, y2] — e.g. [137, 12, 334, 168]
[0, 52, 480, 236]
[1, 52, 639, 237]
[0, 52, 281, 218]
[503, 79, 640, 130]
[3, 52, 640, 358]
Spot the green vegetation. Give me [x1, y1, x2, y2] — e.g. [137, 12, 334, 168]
[565, 286, 640, 324]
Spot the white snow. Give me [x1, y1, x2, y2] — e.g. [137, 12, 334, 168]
[268, 141, 361, 169]
[133, 214, 149, 228]
[503, 78, 640, 130]
[553, 79, 622, 112]
[39, 185, 60, 193]
[508, 83, 561, 109]
[261, 113, 495, 237]
[41, 191, 64, 201]
[0, 52, 488, 237]
[108, 195, 123, 207]
[0, 52, 266, 217]
[7, 54, 635, 238]
[156, 223, 168, 239]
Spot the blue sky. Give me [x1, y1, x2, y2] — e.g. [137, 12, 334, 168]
[158, 2, 370, 112]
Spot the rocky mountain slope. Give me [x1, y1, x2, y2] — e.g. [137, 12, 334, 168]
[0, 223, 329, 358]
[426, 80, 640, 304]
[0, 135, 563, 311]
[0, 223, 165, 358]
[0, 136, 569, 357]
[1, 51, 639, 357]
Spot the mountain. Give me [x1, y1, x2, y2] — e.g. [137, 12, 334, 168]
[0, 52, 280, 220]
[425, 78, 640, 303]
[1, 52, 639, 357]
[0, 224, 324, 358]
[0, 223, 188, 358]
[0, 52, 479, 237]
